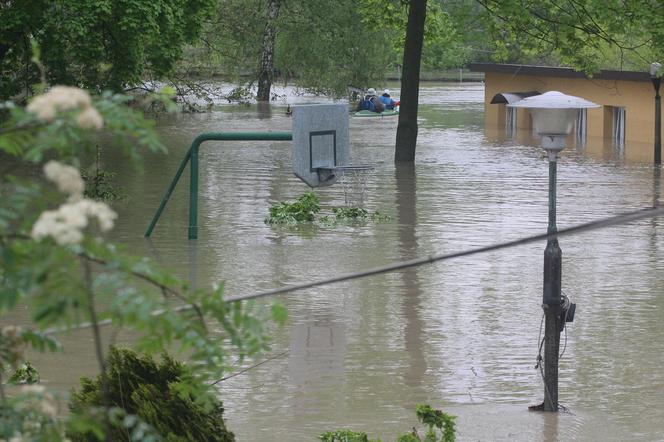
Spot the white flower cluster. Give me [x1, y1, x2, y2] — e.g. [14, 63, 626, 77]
[31, 161, 117, 246]
[43, 160, 85, 199]
[7, 385, 64, 441]
[26, 85, 104, 129]
[18, 385, 58, 418]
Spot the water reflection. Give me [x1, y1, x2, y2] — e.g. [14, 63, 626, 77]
[256, 101, 273, 120]
[395, 163, 426, 388]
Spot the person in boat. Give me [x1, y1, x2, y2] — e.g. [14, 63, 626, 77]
[357, 88, 385, 112]
[379, 89, 398, 110]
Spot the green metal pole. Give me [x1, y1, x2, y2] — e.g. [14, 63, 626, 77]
[653, 77, 661, 165]
[145, 131, 292, 239]
[189, 142, 199, 240]
[543, 153, 562, 412]
[144, 149, 192, 237]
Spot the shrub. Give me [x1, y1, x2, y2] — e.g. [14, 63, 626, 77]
[321, 405, 455, 442]
[265, 191, 321, 224]
[68, 347, 235, 442]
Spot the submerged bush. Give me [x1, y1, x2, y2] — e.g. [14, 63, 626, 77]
[330, 207, 391, 223]
[8, 361, 40, 384]
[265, 192, 390, 226]
[265, 191, 321, 224]
[321, 404, 455, 442]
[68, 347, 235, 442]
[320, 429, 376, 442]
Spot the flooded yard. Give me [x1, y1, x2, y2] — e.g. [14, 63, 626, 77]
[17, 82, 664, 440]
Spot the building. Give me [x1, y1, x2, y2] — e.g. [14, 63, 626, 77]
[469, 63, 661, 157]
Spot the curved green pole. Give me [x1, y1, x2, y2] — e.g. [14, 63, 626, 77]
[145, 131, 293, 239]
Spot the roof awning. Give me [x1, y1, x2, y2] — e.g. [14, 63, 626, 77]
[490, 91, 540, 104]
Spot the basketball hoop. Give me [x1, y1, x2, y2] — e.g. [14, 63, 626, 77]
[337, 165, 374, 207]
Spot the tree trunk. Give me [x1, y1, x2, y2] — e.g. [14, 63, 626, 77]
[395, 0, 427, 162]
[257, 0, 281, 102]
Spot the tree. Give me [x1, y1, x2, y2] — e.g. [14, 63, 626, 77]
[395, 0, 427, 162]
[191, 0, 394, 98]
[256, 0, 282, 101]
[476, 0, 664, 73]
[275, 0, 394, 96]
[357, 0, 462, 162]
[0, 0, 216, 99]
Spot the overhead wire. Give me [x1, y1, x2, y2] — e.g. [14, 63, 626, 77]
[43, 205, 664, 336]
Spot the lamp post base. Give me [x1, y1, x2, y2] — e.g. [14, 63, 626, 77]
[543, 303, 562, 411]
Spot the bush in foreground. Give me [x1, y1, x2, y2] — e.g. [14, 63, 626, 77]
[68, 347, 235, 442]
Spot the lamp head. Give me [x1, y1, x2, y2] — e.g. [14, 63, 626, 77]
[651, 62, 662, 78]
[509, 91, 600, 145]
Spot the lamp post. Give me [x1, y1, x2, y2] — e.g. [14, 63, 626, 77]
[651, 62, 662, 165]
[510, 91, 600, 412]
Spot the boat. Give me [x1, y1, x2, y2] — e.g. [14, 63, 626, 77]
[353, 109, 399, 118]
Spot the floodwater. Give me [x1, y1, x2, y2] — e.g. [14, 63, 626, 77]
[16, 82, 664, 440]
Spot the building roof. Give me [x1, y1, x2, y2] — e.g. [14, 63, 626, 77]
[490, 91, 540, 104]
[469, 63, 651, 82]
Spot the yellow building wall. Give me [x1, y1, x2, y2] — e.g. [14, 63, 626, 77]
[483, 72, 661, 144]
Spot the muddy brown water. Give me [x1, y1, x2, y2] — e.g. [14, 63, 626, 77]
[12, 83, 664, 441]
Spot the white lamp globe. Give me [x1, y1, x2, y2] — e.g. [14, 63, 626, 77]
[509, 91, 600, 151]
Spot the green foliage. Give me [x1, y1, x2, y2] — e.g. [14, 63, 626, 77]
[8, 361, 40, 384]
[186, 0, 395, 97]
[1, 86, 286, 440]
[0, 385, 65, 440]
[333, 207, 370, 220]
[82, 169, 124, 202]
[479, 0, 664, 73]
[0, 92, 166, 165]
[265, 192, 390, 227]
[357, 0, 466, 70]
[414, 404, 456, 442]
[225, 86, 255, 104]
[321, 405, 455, 442]
[0, 0, 217, 99]
[274, 0, 394, 96]
[320, 429, 378, 442]
[68, 347, 235, 442]
[331, 207, 391, 223]
[265, 191, 321, 224]
[82, 145, 126, 202]
[395, 435, 420, 442]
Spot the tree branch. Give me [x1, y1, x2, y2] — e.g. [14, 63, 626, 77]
[81, 256, 112, 442]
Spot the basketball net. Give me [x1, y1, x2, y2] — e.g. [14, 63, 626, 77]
[340, 167, 373, 207]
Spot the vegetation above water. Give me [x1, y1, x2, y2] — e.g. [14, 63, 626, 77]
[8, 361, 40, 385]
[265, 191, 321, 224]
[0, 80, 286, 440]
[68, 347, 235, 442]
[265, 192, 390, 226]
[3, 1, 659, 104]
[320, 404, 456, 442]
[2, 1, 664, 439]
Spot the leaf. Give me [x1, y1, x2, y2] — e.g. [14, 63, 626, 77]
[271, 302, 288, 325]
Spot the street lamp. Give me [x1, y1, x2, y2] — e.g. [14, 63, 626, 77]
[510, 91, 600, 412]
[651, 62, 662, 164]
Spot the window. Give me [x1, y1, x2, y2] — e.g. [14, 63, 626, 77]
[575, 109, 587, 142]
[506, 106, 517, 135]
[612, 107, 626, 145]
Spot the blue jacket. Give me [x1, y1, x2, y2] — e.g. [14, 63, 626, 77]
[359, 98, 374, 111]
[380, 95, 397, 110]
[359, 95, 383, 112]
